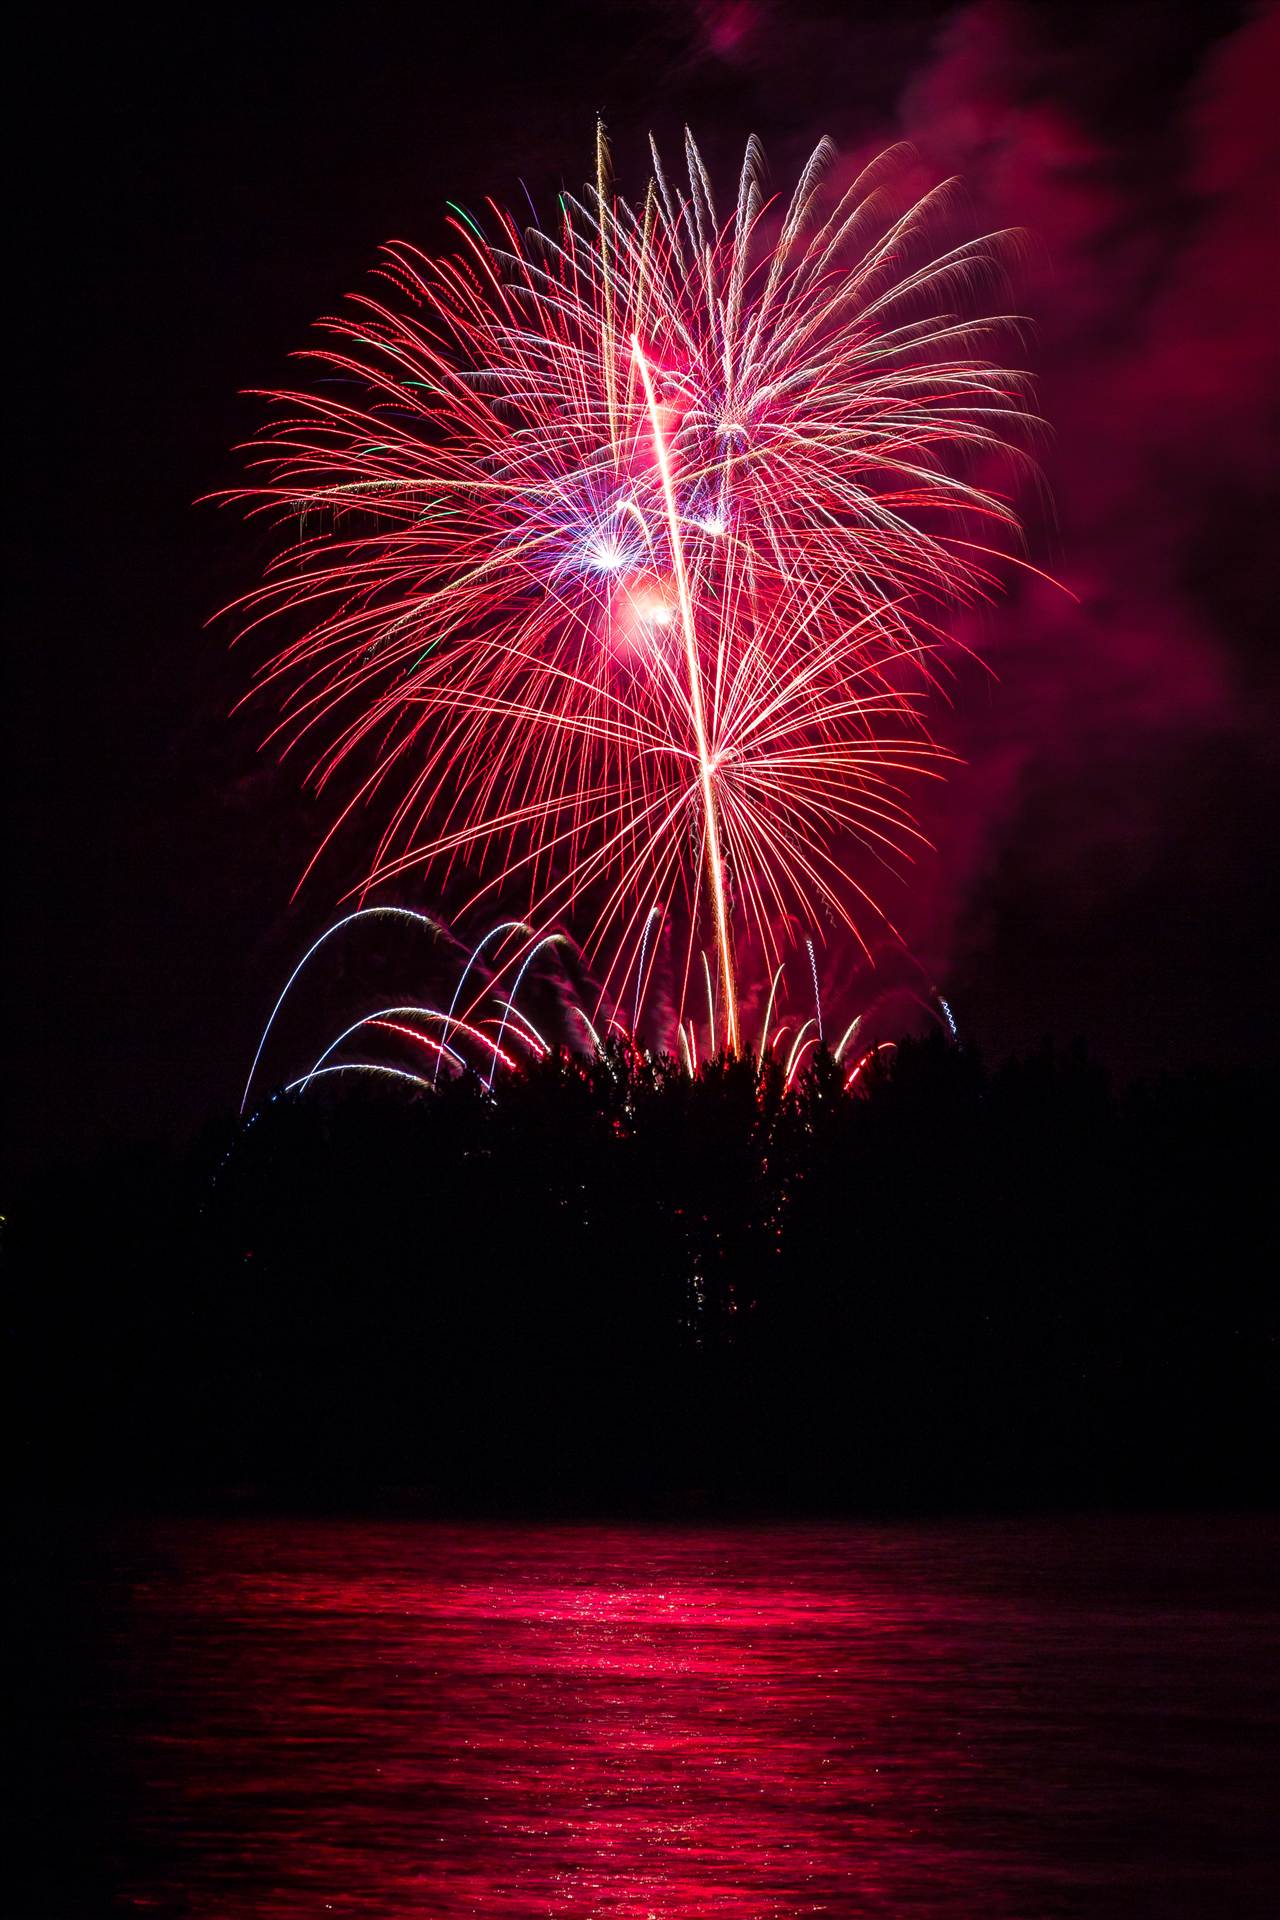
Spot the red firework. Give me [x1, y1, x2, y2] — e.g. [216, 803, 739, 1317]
[222, 127, 1038, 1049]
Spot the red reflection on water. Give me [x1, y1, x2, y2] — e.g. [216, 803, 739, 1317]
[105, 1520, 1279, 1916]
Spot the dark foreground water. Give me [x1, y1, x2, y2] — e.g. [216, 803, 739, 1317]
[15, 1515, 1280, 1916]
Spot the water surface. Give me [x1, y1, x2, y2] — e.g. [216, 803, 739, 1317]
[27, 1515, 1280, 1915]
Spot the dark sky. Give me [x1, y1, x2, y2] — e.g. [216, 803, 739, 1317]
[10, 1, 1278, 1180]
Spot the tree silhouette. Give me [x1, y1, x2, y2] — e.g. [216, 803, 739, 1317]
[5, 1036, 1274, 1509]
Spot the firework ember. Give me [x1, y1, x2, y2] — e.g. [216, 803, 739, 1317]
[239, 909, 954, 1114]
[224, 128, 1037, 1049]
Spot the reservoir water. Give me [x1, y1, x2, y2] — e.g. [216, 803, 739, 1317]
[20, 1515, 1279, 1915]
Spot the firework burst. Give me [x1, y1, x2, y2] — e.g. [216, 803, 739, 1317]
[223, 128, 1038, 1048]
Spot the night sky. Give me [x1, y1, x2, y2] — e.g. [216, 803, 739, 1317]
[10, 0, 1278, 1180]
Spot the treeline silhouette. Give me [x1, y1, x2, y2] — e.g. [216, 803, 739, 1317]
[6, 1035, 1275, 1510]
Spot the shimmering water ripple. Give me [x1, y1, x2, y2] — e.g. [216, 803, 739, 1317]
[87, 1517, 1280, 1915]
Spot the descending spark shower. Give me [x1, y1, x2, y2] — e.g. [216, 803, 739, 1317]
[227, 127, 1037, 1075]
